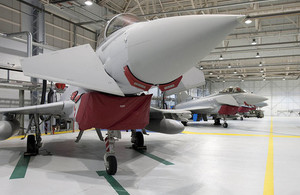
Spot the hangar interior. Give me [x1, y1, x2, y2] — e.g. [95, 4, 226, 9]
[0, 0, 300, 194]
[0, 0, 300, 116]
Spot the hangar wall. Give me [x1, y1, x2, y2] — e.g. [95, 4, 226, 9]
[208, 79, 300, 116]
[0, 0, 97, 48]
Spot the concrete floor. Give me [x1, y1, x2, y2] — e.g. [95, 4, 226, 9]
[0, 116, 299, 195]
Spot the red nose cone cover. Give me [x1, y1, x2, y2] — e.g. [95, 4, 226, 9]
[218, 105, 239, 115]
[76, 92, 152, 130]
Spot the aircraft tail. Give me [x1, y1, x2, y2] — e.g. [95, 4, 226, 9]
[177, 91, 193, 103]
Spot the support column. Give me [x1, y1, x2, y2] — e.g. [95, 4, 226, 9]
[19, 90, 24, 135]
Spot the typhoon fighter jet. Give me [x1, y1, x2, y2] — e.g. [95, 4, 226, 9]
[175, 87, 268, 128]
[0, 13, 243, 175]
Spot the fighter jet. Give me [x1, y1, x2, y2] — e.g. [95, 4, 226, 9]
[175, 86, 268, 128]
[0, 13, 243, 175]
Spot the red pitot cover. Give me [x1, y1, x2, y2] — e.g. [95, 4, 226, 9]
[76, 92, 152, 130]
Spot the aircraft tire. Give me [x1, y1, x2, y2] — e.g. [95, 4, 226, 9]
[135, 132, 144, 147]
[223, 123, 228, 128]
[27, 135, 37, 154]
[106, 155, 117, 175]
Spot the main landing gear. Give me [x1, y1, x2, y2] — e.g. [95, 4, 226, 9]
[24, 114, 42, 156]
[214, 117, 228, 128]
[131, 129, 147, 150]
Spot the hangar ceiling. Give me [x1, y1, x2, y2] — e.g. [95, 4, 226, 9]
[3, 0, 300, 83]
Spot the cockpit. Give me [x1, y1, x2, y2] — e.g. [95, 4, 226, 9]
[97, 13, 146, 46]
[219, 86, 246, 94]
[105, 13, 145, 38]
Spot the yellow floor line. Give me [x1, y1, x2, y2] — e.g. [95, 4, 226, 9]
[273, 135, 300, 138]
[182, 131, 269, 137]
[7, 129, 90, 140]
[263, 117, 274, 195]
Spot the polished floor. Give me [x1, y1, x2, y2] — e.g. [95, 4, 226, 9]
[0, 117, 299, 195]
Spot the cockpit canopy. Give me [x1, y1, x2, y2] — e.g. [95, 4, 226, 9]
[97, 13, 145, 47]
[105, 13, 146, 38]
[219, 86, 246, 94]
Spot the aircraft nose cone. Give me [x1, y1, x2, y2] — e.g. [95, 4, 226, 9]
[127, 15, 243, 84]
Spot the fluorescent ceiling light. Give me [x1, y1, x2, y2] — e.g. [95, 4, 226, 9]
[251, 39, 257, 45]
[259, 62, 262, 66]
[200, 66, 203, 70]
[256, 52, 260, 58]
[245, 19, 252, 24]
[85, 0, 93, 5]
[219, 54, 223, 60]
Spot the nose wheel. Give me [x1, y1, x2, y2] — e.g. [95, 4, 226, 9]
[103, 130, 121, 175]
[222, 116, 228, 128]
[105, 155, 117, 175]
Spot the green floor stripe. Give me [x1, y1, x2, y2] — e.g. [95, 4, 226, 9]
[10, 154, 30, 179]
[97, 171, 129, 195]
[136, 150, 174, 165]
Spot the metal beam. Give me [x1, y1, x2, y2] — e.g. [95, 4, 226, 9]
[139, 0, 278, 17]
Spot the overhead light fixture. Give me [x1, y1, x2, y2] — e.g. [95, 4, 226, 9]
[217, 76, 220, 79]
[238, 76, 241, 78]
[200, 66, 203, 70]
[228, 64, 231, 68]
[260, 69, 264, 73]
[234, 70, 237, 74]
[85, 0, 93, 5]
[283, 77, 286, 80]
[209, 72, 213, 75]
[256, 52, 260, 58]
[245, 19, 252, 24]
[263, 78, 266, 81]
[259, 62, 262, 66]
[241, 79, 244, 82]
[251, 39, 257, 45]
[219, 54, 223, 60]
[223, 80, 225, 83]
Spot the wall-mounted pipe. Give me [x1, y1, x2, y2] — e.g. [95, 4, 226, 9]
[4, 31, 32, 58]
